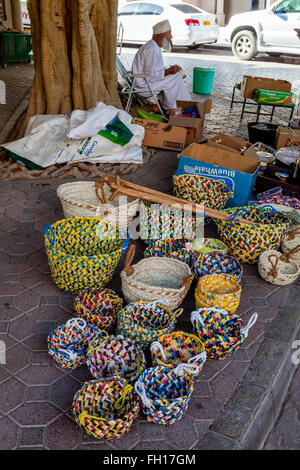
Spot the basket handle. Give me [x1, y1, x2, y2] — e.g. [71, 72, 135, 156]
[286, 228, 300, 241]
[95, 179, 107, 204]
[241, 312, 258, 339]
[174, 362, 201, 377]
[123, 243, 136, 276]
[134, 380, 154, 411]
[114, 384, 133, 410]
[267, 253, 280, 278]
[43, 224, 55, 246]
[280, 244, 300, 264]
[181, 273, 194, 290]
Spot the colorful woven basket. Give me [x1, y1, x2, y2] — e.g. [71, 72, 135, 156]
[117, 299, 183, 348]
[74, 288, 123, 331]
[151, 331, 206, 376]
[48, 318, 105, 369]
[121, 244, 194, 311]
[134, 364, 194, 424]
[282, 228, 300, 267]
[72, 377, 140, 440]
[191, 251, 243, 283]
[214, 206, 291, 264]
[195, 273, 242, 313]
[139, 200, 196, 244]
[143, 239, 193, 266]
[86, 334, 146, 384]
[44, 217, 128, 294]
[258, 250, 300, 286]
[188, 238, 228, 256]
[173, 174, 233, 210]
[191, 308, 258, 360]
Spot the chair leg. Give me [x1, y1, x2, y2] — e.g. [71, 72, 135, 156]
[126, 80, 136, 114]
[145, 78, 164, 116]
[241, 98, 246, 120]
[230, 86, 236, 110]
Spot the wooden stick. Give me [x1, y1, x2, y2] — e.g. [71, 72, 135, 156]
[101, 175, 256, 225]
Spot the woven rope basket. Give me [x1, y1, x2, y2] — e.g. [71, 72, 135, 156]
[258, 250, 300, 286]
[72, 377, 140, 440]
[195, 273, 242, 313]
[74, 288, 123, 331]
[121, 244, 194, 310]
[48, 318, 105, 369]
[57, 181, 139, 230]
[44, 217, 125, 294]
[117, 300, 183, 347]
[191, 251, 243, 282]
[151, 331, 206, 375]
[191, 309, 258, 360]
[282, 228, 300, 267]
[134, 364, 194, 424]
[143, 239, 193, 266]
[188, 238, 228, 255]
[173, 174, 233, 210]
[86, 334, 146, 384]
[215, 206, 291, 264]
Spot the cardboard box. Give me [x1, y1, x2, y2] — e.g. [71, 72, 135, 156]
[175, 144, 260, 207]
[276, 127, 300, 149]
[206, 133, 258, 159]
[134, 118, 187, 151]
[241, 76, 292, 99]
[169, 99, 212, 146]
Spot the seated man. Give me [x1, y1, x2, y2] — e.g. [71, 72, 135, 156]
[132, 19, 191, 113]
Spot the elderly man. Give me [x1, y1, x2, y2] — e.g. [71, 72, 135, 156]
[131, 19, 191, 113]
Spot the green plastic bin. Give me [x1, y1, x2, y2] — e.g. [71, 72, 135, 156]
[0, 32, 32, 68]
[193, 67, 215, 94]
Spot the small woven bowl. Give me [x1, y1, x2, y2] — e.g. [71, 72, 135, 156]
[195, 273, 242, 313]
[143, 239, 193, 266]
[191, 251, 243, 283]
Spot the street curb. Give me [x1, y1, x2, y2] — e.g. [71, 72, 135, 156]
[193, 277, 300, 450]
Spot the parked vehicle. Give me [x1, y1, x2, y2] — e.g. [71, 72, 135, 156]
[117, 1, 219, 49]
[224, 0, 300, 60]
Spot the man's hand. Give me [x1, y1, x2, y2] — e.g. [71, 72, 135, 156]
[165, 65, 182, 76]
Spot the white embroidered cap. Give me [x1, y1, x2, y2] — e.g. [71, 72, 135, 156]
[153, 19, 171, 35]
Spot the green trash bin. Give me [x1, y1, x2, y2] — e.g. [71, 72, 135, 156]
[0, 32, 32, 69]
[193, 67, 215, 94]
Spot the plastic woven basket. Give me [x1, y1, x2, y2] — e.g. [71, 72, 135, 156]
[151, 331, 206, 375]
[188, 238, 228, 256]
[48, 318, 105, 369]
[86, 334, 146, 384]
[173, 174, 233, 210]
[143, 239, 193, 266]
[44, 217, 127, 294]
[72, 377, 140, 440]
[134, 364, 194, 424]
[191, 309, 258, 360]
[191, 251, 243, 283]
[117, 300, 183, 348]
[57, 181, 139, 230]
[121, 244, 194, 311]
[74, 288, 123, 331]
[195, 273, 242, 313]
[214, 206, 291, 264]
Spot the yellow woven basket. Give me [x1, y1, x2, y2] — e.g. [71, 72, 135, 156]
[195, 273, 242, 313]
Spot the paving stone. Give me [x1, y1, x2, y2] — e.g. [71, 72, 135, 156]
[15, 289, 40, 312]
[16, 365, 65, 386]
[0, 377, 26, 413]
[186, 397, 223, 421]
[8, 314, 35, 341]
[51, 376, 81, 411]
[274, 403, 300, 450]
[44, 415, 81, 450]
[35, 321, 57, 336]
[109, 423, 139, 450]
[164, 414, 199, 450]
[192, 431, 235, 450]
[2, 343, 31, 375]
[194, 420, 213, 439]
[138, 421, 164, 442]
[193, 381, 212, 397]
[19, 427, 45, 448]
[28, 306, 67, 322]
[211, 373, 237, 404]
[40, 295, 60, 306]
[27, 386, 51, 402]
[31, 352, 53, 366]
[9, 402, 61, 427]
[0, 416, 19, 450]
[22, 334, 48, 352]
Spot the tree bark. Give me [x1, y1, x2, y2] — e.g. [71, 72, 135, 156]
[19, 0, 120, 137]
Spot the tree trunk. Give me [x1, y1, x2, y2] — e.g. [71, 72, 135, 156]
[19, 0, 120, 136]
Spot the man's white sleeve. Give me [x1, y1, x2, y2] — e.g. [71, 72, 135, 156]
[143, 47, 165, 82]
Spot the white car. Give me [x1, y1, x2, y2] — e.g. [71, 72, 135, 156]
[225, 0, 300, 60]
[117, 1, 219, 49]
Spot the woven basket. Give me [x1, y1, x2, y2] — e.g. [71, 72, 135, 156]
[121, 244, 194, 311]
[192, 251, 243, 283]
[258, 250, 300, 285]
[44, 217, 126, 295]
[86, 334, 146, 384]
[188, 238, 228, 255]
[215, 206, 291, 264]
[117, 300, 183, 348]
[72, 377, 140, 440]
[191, 309, 258, 360]
[151, 331, 206, 376]
[282, 228, 300, 266]
[48, 318, 104, 369]
[74, 288, 123, 331]
[144, 239, 193, 266]
[195, 274, 242, 313]
[57, 181, 139, 230]
[134, 364, 194, 424]
[139, 200, 195, 244]
[173, 174, 233, 210]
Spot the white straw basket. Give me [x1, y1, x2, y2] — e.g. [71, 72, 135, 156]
[57, 181, 139, 230]
[282, 228, 300, 267]
[258, 250, 300, 286]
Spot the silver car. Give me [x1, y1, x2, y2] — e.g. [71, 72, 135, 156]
[224, 0, 300, 60]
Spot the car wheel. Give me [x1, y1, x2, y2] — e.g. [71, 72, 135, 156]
[232, 30, 257, 61]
